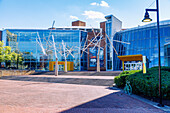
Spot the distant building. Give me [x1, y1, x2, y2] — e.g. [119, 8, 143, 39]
[72, 20, 86, 27]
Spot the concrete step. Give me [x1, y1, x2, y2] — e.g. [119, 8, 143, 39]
[32, 71, 122, 76]
[0, 75, 115, 86]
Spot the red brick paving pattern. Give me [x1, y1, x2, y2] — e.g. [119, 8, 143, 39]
[0, 75, 165, 113]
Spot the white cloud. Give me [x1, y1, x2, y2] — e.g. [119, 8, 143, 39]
[70, 15, 78, 20]
[90, 2, 99, 6]
[90, 1, 109, 7]
[100, 1, 109, 7]
[82, 11, 105, 20]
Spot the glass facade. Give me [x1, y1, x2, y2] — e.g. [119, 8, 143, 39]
[88, 47, 104, 68]
[105, 15, 122, 71]
[2, 29, 87, 71]
[113, 21, 170, 70]
[2, 20, 170, 71]
[80, 31, 88, 70]
[80, 33, 105, 71]
[106, 19, 113, 70]
[164, 43, 170, 67]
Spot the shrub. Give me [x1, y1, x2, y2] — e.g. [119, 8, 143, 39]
[114, 66, 170, 99]
[114, 70, 141, 88]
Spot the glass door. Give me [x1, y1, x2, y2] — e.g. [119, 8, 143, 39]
[58, 65, 64, 71]
[124, 63, 142, 71]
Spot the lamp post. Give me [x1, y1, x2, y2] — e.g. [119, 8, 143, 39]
[142, 0, 164, 107]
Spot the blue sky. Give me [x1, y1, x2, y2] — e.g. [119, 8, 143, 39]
[0, 0, 170, 29]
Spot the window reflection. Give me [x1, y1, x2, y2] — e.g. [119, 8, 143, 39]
[5, 29, 87, 71]
[113, 24, 170, 70]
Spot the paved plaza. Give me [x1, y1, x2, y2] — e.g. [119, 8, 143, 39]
[0, 74, 166, 113]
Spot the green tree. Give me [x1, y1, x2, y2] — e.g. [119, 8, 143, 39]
[0, 41, 23, 68]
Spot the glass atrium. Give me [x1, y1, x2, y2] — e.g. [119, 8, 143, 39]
[113, 20, 170, 70]
[2, 29, 87, 71]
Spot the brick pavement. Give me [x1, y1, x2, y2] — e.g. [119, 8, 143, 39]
[0, 75, 165, 113]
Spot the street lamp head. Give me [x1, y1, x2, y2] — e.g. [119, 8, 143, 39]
[142, 11, 152, 22]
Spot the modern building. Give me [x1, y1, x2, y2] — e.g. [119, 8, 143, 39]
[2, 29, 87, 71]
[2, 20, 106, 71]
[1, 15, 170, 71]
[105, 15, 122, 71]
[55, 21, 106, 71]
[112, 20, 170, 70]
[164, 43, 170, 66]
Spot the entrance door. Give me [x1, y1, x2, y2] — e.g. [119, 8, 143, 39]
[58, 65, 64, 71]
[53, 64, 64, 71]
[124, 62, 142, 71]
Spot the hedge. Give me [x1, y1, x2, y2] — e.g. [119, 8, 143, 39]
[114, 70, 141, 88]
[114, 66, 170, 99]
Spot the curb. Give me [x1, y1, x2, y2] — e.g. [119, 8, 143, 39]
[110, 86, 170, 113]
[129, 94, 170, 113]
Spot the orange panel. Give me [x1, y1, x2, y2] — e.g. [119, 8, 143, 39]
[118, 54, 143, 61]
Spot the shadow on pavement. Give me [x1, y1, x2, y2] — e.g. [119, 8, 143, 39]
[0, 76, 114, 86]
[32, 71, 121, 76]
[61, 92, 164, 113]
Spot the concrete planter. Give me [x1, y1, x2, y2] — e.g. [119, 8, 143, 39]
[0, 70, 35, 77]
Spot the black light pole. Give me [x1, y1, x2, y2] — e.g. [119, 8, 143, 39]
[142, 0, 164, 107]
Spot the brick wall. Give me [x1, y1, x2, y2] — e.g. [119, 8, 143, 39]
[87, 31, 106, 71]
[72, 20, 86, 26]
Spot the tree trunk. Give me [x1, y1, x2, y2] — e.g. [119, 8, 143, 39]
[65, 60, 67, 72]
[55, 58, 58, 76]
[97, 39, 101, 72]
[97, 54, 100, 72]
